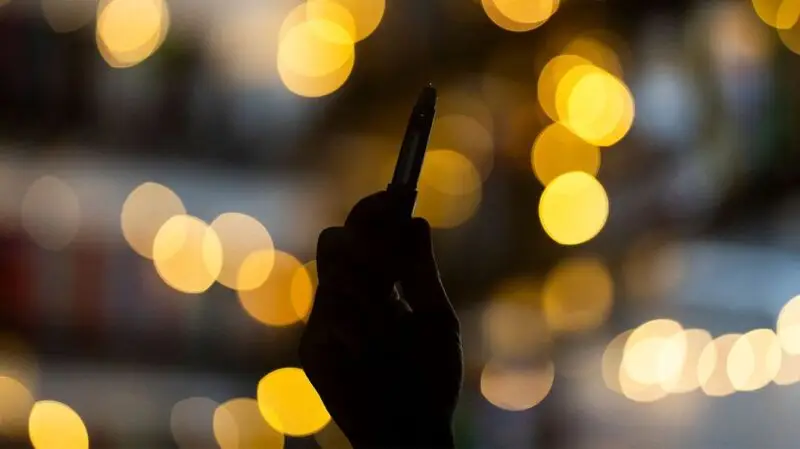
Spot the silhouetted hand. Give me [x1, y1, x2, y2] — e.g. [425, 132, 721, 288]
[300, 191, 463, 449]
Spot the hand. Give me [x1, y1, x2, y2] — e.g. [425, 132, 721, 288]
[300, 191, 463, 449]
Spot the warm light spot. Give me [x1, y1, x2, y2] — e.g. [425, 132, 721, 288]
[532, 122, 601, 186]
[121, 182, 186, 259]
[752, 0, 800, 29]
[621, 319, 685, 385]
[213, 398, 284, 449]
[778, 19, 800, 54]
[429, 115, 495, 181]
[294, 261, 318, 322]
[315, 420, 353, 449]
[542, 256, 613, 333]
[28, 401, 88, 449]
[698, 334, 740, 397]
[309, 0, 385, 41]
[602, 330, 632, 393]
[96, 0, 170, 68]
[538, 54, 594, 123]
[257, 367, 331, 436]
[660, 329, 713, 394]
[481, 0, 558, 32]
[727, 329, 782, 392]
[480, 360, 555, 411]
[777, 295, 800, 354]
[563, 36, 623, 78]
[773, 351, 800, 385]
[41, 0, 95, 33]
[210, 213, 275, 291]
[303, 0, 358, 44]
[438, 87, 494, 134]
[152, 215, 223, 294]
[0, 376, 34, 437]
[21, 175, 81, 251]
[171, 397, 219, 449]
[557, 65, 635, 147]
[619, 367, 668, 403]
[538, 171, 609, 246]
[483, 278, 550, 359]
[414, 150, 483, 229]
[238, 251, 313, 326]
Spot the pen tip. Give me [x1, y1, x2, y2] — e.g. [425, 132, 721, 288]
[417, 84, 437, 109]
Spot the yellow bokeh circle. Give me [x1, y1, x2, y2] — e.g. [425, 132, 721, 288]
[414, 149, 483, 228]
[480, 360, 555, 411]
[660, 329, 713, 394]
[532, 122, 600, 186]
[21, 175, 81, 251]
[96, 0, 170, 68]
[237, 251, 314, 326]
[257, 367, 331, 436]
[777, 295, 800, 354]
[562, 35, 624, 78]
[727, 329, 782, 392]
[481, 0, 559, 32]
[213, 398, 284, 449]
[28, 401, 89, 449]
[152, 215, 223, 294]
[429, 114, 495, 181]
[210, 213, 275, 291]
[752, 0, 800, 29]
[542, 256, 613, 333]
[308, 0, 385, 42]
[538, 171, 609, 246]
[121, 182, 186, 259]
[697, 334, 740, 397]
[538, 54, 594, 122]
[0, 376, 34, 436]
[621, 319, 685, 386]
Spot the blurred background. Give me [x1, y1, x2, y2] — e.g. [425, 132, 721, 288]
[2, 0, 800, 448]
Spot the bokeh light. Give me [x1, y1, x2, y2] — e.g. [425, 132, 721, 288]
[556, 64, 635, 147]
[152, 215, 223, 294]
[0, 376, 34, 437]
[532, 123, 601, 186]
[210, 213, 275, 291]
[698, 333, 740, 397]
[307, 0, 385, 42]
[121, 182, 186, 259]
[621, 319, 685, 386]
[315, 420, 353, 449]
[41, 0, 95, 33]
[294, 260, 318, 322]
[437, 86, 494, 134]
[21, 175, 81, 251]
[538, 171, 609, 246]
[213, 398, 284, 449]
[602, 330, 632, 394]
[480, 360, 555, 411]
[660, 329, 713, 394]
[727, 329, 782, 392]
[96, 0, 170, 68]
[257, 367, 331, 436]
[773, 351, 800, 385]
[171, 397, 220, 449]
[778, 18, 800, 54]
[562, 35, 624, 78]
[238, 251, 314, 326]
[429, 115, 494, 181]
[777, 295, 800, 354]
[28, 401, 88, 449]
[542, 256, 613, 333]
[481, 0, 559, 32]
[415, 149, 483, 229]
[483, 278, 550, 360]
[752, 0, 800, 29]
[538, 54, 594, 123]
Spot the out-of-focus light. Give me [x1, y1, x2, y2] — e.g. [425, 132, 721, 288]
[532, 123, 600, 186]
[660, 329, 713, 393]
[213, 398, 284, 449]
[295, 260, 318, 322]
[727, 329, 782, 391]
[277, 3, 356, 97]
[698, 334, 740, 397]
[556, 65, 635, 147]
[0, 335, 39, 394]
[96, 0, 170, 69]
[0, 376, 34, 437]
[121, 182, 186, 260]
[480, 360, 555, 411]
[238, 251, 313, 326]
[752, 0, 800, 29]
[307, 0, 385, 42]
[171, 397, 219, 449]
[538, 54, 594, 123]
[538, 172, 608, 246]
[257, 367, 331, 436]
[429, 115, 494, 181]
[28, 401, 88, 449]
[152, 215, 223, 294]
[773, 351, 800, 385]
[562, 35, 624, 78]
[483, 278, 550, 359]
[438, 86, 494, 134]
[602, 330, 631, 394]
[21, 175, 81, 251]
[622, 234, 684, 301]
[777, 295, 800, 354]
[315, 420, 353, 449]
[210, 213, 275, 291]
[41, 0, 95, 33]
[415, 149, 482, 229]
[778, 18, 800, 54]
[481, 0, 559, 32]
[621, 319, 685, 386]
[542, 256, 613, 333]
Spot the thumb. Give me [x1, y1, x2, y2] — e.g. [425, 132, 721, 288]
[399, 218, 458, 331]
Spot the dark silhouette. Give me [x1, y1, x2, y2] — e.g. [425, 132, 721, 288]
[301, 191, 463, 449]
